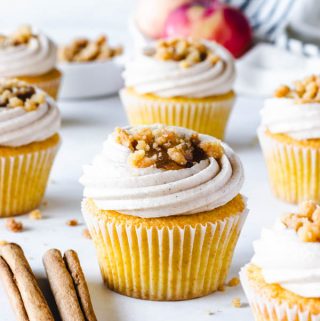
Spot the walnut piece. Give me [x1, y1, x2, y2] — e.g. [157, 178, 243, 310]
[282, 201, 320, 242]
[66, 219, 78, 227]
[145, 38, 221, 69]
[115, 126, 224, 170]
[274, 75, 320, 103]
[59, 35, 123, 63]
[6, 218, 23, 233]
[0, 25, 35, 48]
[0, 79, 45, 112]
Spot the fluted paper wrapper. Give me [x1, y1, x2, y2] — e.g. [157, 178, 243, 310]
[83, 206, 247, 301]
[240, 266, 320, 321]
[258, 129, 320, 204]
[0, 144, 59, 217]
[120, 89, 235, 139]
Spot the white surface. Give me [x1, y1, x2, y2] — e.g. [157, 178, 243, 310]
[0, 94, 297, 321]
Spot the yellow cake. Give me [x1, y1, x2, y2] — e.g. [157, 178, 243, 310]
[120, 38, 236, 139]
[259, 75, 320, 204]
[80, 125, 247, 300]
[0, 25, 61, 99]
[241, 201, 320, 321]
[0, 79, 61, 217]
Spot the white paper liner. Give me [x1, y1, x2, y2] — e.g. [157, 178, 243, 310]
[120, 89, 235, 139]
[83, 203, 248, 300]
[0, 144, 59, 217]
[240, 265, 320, 321]
[258, 128, 320, 203]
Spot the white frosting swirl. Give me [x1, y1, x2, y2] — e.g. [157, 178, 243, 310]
[0, 31, 57, 77]
[252, 219, 320, 298]
[80, 125, 244, 218]
[0, 93, 60, 147]
[123, 41, 235, 98]
[260, 98, 320, 140]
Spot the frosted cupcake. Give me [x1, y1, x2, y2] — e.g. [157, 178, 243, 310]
[258, 75, 320, 204]
[241, 201, 320, 321]
[0, 25, 61, 99]
[80, 124, 247, 300]
[120, 38, 236, 139]
[0, 79, 60, 217]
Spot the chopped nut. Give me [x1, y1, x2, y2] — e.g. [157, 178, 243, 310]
[66, 219, 78, 227]
[0, 25, 35, 48]
[274, 85, 290, 98]
[59, 35, 123, 63]
[29, 209, 42, 220]
[6, 218, 23, 233]
[115, 126, 224, 170]
[282, 201, 320, 242]
[227, 277, 240, 287]
[232, 298, 241, 308]
[82, 228, 92, 239]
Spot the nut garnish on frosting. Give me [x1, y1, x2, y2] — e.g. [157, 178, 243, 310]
[0, 25, 35, 48]
[282, 201, 320, 242]
[59, 35, 123, 63]
[144, 38, 221, 69]
[274, 75, 320, 102]
[0, 79, 45, 112]
[115, 126, 224, 170]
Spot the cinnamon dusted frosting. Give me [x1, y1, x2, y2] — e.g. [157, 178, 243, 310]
[0, 79, 60, 147]
[0, 25, 57, 77]
[123, 39, 235, 98]
[80, 125, 244, 218]
[260, 75, 320, 140]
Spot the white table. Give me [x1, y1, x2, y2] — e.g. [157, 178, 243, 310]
[0, 94, 295, 321]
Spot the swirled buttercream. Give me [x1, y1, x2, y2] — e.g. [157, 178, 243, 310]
[0, 29, 57, 77]
[123, 41, 235, 98]
[260, 98, 320, 140]
[80, 125, 244, 218]
[0, 93, 60, 147]
[252, 220, 320, 298]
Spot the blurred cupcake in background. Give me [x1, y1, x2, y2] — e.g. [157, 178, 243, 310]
[258, 75, 320, 204]
[0, 79, 60, 217]
[58, 35, 124, 99]
[80, 124, 247, 300]
[241, 201, 320, 321]
[120, 38, 236, 139]
[0, 25, 61, 99]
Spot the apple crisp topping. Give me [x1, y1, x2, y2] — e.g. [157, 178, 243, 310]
[59, 35, 123, 63]
[0, 79, 45, 111]
[115, 126, 224, 170]
[144, 38, 221, 69]
[0, 25, 34, 47]
[282, 201, 320, 242]
[274, 75, 320, 102]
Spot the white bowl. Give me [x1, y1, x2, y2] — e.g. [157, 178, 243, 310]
[58, 59, 124, 99]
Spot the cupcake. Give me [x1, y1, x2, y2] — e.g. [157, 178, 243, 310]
[58, 35, 123, 99]
[0, 79, 60, 217]
[80, 124, 247, 300]
[0, 25, 61, 99]
[241, 201, 320, 321]
[258, 75, 320, 204]
[120, 38, 236, 139]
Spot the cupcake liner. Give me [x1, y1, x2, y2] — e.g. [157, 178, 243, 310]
[120, 89, 235, 139]
[240, 266, 320, 321]
[83, 204, 247, 301]
[0, 141, 59, 217]
[258, 128, 320, 204]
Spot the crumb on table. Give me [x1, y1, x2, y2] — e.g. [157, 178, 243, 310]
[29, 209, 42, 220]
[5, 218, 23, 233]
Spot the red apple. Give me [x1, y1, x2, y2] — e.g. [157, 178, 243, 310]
[163, 0, 252, 58]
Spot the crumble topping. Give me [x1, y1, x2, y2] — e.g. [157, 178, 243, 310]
[0, 79, 46, 111]
[0, 25, 35, 48]
[59, 35, 123, 63]
[282, 201, 320, 242]
[274, 75, 320, 102]
[115, 126, 224, 170]
[144, 38, 221, 69]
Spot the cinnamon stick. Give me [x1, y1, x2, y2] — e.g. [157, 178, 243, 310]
[44, 249, 93, 321]
[0, 243, 54, 321]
